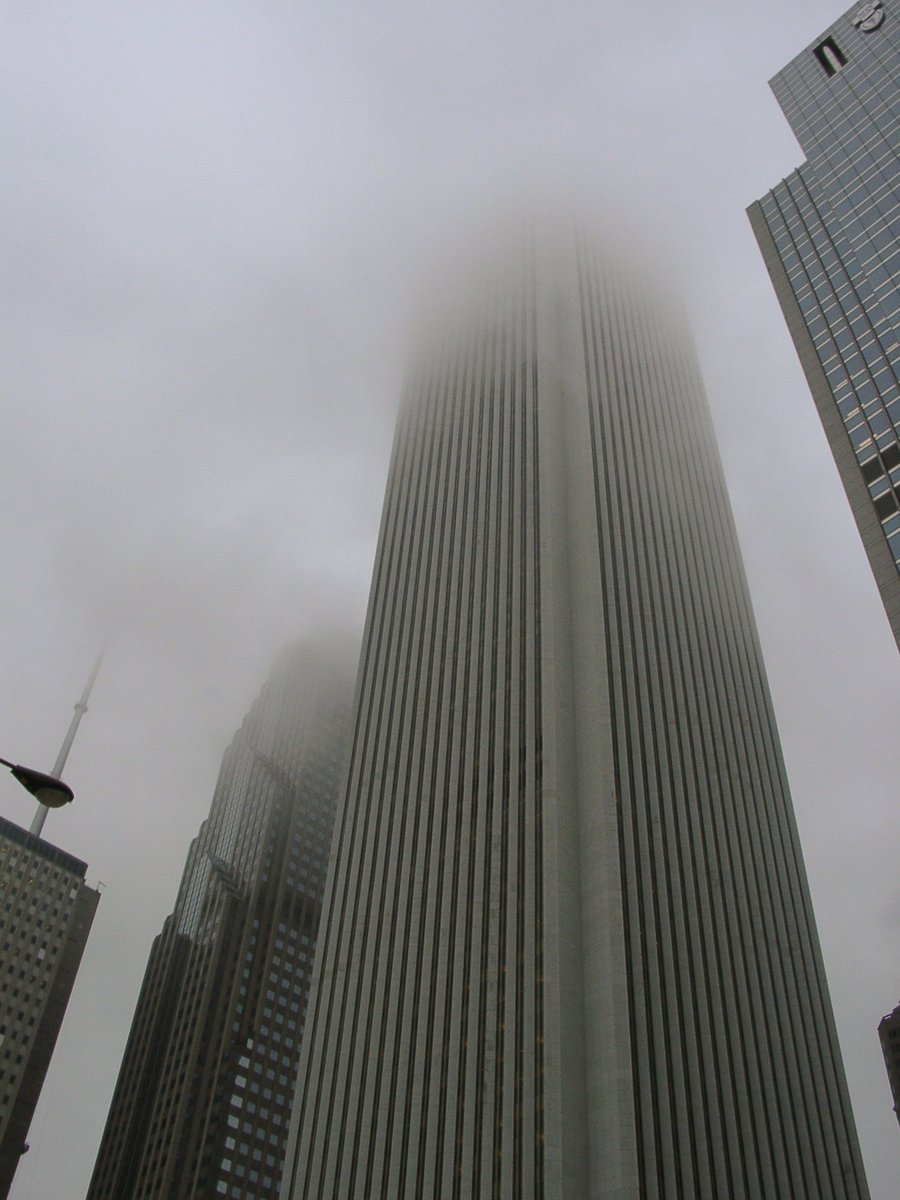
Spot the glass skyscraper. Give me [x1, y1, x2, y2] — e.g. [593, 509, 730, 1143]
[281, 230, 869, 1198]
[877, 1001, 900, 1127]
[748, 0, 900, 648]
[86, 643, 354, 1200]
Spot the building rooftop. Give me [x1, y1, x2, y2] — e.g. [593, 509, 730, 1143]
[0, 812, 88, 878]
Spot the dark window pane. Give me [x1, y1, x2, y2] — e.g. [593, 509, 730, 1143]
[874, 491, 899, 520]
[861, 456, 884, 483]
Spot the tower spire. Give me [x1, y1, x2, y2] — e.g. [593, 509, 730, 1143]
[30, 649, 103, 838]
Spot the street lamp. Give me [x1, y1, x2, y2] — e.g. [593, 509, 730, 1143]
[1, 650, 102, 838]
[0, 757, 74, 809]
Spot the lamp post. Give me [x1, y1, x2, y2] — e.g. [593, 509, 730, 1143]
[0, 757, 74, 810]
[1, 650, 101, 838]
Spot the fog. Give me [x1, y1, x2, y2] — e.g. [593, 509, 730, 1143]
[1, 2, 897, 1196]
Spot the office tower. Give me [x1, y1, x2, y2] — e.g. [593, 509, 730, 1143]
[282, 230, 868, 1199]
[877, 1001, 900, 1126]
[748, 0, 900, 649]
[87, 643, 354, 1200]
[0, 660, 102, 1199]
[0, 818, 99, 1198]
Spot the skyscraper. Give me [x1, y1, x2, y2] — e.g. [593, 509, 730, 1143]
[87, 642, 354, 1200]
[877, 1001, 900, 1127]
[0, 818, 99, 1198]
[0, 660, 101, 1199]
[748, 0, 900, 649]
[282, 230, 869, 1198]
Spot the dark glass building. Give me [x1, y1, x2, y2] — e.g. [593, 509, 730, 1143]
[281, 231, 869, 1198]
[877, 1001, 900, 1127]
[0, 818, 99, 1198]
[86, 643, 354, 1200]
[748, 0, 900, 648]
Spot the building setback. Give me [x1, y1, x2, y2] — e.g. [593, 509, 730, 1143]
[0, 816, 99, 1198]
[87, 643, 354, 1200]
[748, 0, 900, 649]
[281, 229, 869, 1199]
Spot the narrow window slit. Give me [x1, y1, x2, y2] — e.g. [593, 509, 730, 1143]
[813, 37, 847, 77]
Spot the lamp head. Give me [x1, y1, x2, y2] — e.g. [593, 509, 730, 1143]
[10, 765, 74, 808]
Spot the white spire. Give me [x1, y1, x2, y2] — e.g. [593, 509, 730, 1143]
[30, 649, 103, 838]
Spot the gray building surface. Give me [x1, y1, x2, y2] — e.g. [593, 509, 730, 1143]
[281, 231, 868, 1199]
[748, 0, 900, 649]
[86, 643, 354, 1200]
[0, 816, 99, 1198]
[877, 1001, 900, 1126]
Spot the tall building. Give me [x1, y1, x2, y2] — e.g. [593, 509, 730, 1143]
[0, 818, 99, 1197]
[0, 660, 102, 1199]
[748, 0, 900, 649]
[282, 230, 869, 1199]
[87, 643, 355, 1200]
[877, 1001, 900, 1126]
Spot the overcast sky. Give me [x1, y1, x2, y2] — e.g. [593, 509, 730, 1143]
[1, 2, 898, 1196]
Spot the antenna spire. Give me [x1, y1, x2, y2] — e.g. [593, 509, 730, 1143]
[30, 649, 103, 838]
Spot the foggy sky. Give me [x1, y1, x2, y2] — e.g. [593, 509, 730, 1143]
[1, 2, 898, 1196]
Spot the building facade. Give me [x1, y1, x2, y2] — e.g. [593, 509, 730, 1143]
[281, 231, 869, 1199]
[877, 1001, 900, 1126]
[87, 643, 354, 1200]
[0, 816, 99, 1198]
[748, 0, 900, 648]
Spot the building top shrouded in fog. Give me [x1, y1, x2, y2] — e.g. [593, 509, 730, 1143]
[281, 228, 869, 1199]
[87, 642, 355, 1200]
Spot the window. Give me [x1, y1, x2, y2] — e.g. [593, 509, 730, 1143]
[813, 37, 847, 77]
[861, 456, 884, 483]
[874, 491, 899, 520]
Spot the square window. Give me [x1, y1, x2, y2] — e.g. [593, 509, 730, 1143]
[875, 490, 899, 520]
[861, 455, 884, 483]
